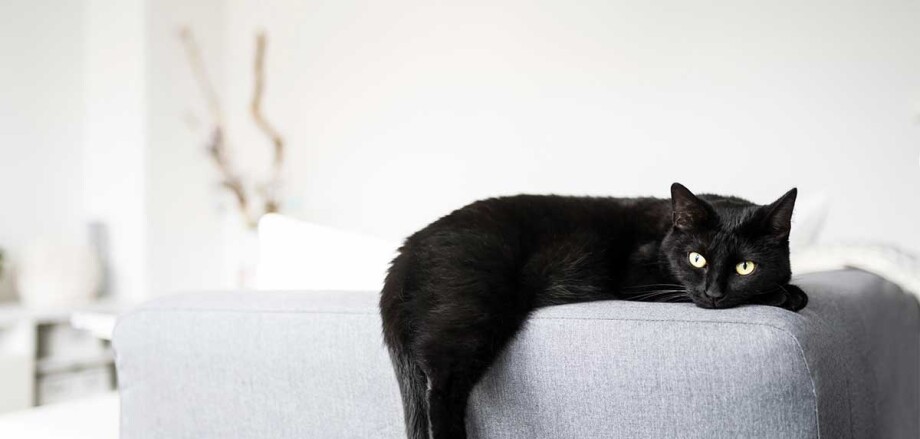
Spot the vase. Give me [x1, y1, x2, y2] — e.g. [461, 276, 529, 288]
[222, 215, 260, 289]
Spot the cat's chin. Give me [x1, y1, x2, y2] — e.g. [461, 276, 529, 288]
[691, 301, 719, 310]
[689, 296, 739, 310]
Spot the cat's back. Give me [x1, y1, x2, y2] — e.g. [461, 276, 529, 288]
[409, 194, 666, 241]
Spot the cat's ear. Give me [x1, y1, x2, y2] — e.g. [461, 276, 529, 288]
[762, 188, 797, 239]
[671, 183, 712, 231]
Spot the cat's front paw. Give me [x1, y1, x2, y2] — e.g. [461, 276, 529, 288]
[753, 284, 808, 312]
[779, 284, 808, 312]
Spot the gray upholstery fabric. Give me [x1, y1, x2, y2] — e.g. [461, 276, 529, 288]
[113, 270, 919, 438]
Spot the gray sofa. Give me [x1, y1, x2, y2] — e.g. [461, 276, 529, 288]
[113, 270, 919, 438]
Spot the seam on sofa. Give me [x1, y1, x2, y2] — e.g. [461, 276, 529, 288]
[780, 326, 821, 439]
[113, 308, 822, 438]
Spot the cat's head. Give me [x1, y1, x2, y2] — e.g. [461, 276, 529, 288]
[661, 183, 797, 309]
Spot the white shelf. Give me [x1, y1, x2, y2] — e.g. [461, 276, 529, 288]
[0, 300, 129, 414]
[0, 301, 129, 328]
[0, 305, 69, 327]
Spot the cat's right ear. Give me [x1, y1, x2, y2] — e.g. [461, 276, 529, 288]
[761, 187, 797, 239]
[671, 183, 712, 231]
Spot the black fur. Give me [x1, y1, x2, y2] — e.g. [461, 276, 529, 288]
[379, 183, 807, 439]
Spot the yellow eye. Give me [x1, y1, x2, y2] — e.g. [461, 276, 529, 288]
[736, 261, 756, 275]
[688, 252, 707, 268]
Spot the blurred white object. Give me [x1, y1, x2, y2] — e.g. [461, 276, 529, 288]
[70, 311, 118, 342]
[793, 244, 920, 297]
[256, 214, 399, 291]
[788, 191, 829, 251]
[221, 215, 260, 289]
[17, 240, 101, 308]
[0, 317, 35, 413]
[0, 392, 117, 439]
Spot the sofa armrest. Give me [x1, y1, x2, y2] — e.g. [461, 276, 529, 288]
[113, 290, 403, 438]
[113, 270, 919, 439]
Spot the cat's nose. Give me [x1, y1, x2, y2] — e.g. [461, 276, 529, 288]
[704, 288, 724, 299]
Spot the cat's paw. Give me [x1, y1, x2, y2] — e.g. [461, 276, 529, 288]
[753, 284, 808, 311]
[779, 284, 808, 312]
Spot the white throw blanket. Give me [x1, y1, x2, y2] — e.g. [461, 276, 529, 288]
[792, 244, 920, 297]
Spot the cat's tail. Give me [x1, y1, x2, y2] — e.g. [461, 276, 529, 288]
[388, 349, 429, 439]
[381, 246, 429, 439]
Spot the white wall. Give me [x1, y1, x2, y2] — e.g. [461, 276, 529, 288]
[0, 1, 86, 300]
[67, 0, 920, 297]
[1, 0, 919, 300]
[219, 0, 920, 252]
[0, 0, 151, 302]
[0, 0, 236, 300]
[84, 0, 148, 301]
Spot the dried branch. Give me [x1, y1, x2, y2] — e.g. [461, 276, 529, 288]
[179, 28, 223, 126]
[207, 128, 257, 228]
[181, 28, 257, 228]
[250, 31, 285, 214]
[179, 27, 287, 229]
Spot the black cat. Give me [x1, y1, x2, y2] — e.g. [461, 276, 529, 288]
[379, 183, 807, 439]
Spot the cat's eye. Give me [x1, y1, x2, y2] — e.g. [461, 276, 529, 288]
[736, 261, 756, 275]
[688, 252, 707, 268]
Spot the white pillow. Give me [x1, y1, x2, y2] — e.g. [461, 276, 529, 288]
[256, 214, 399, 292]
[788, 191, 829, 251]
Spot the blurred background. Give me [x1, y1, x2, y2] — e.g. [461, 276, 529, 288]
[0, 0, 918, 432]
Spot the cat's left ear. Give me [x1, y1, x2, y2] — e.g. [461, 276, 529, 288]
[762, 188, 797, 239]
